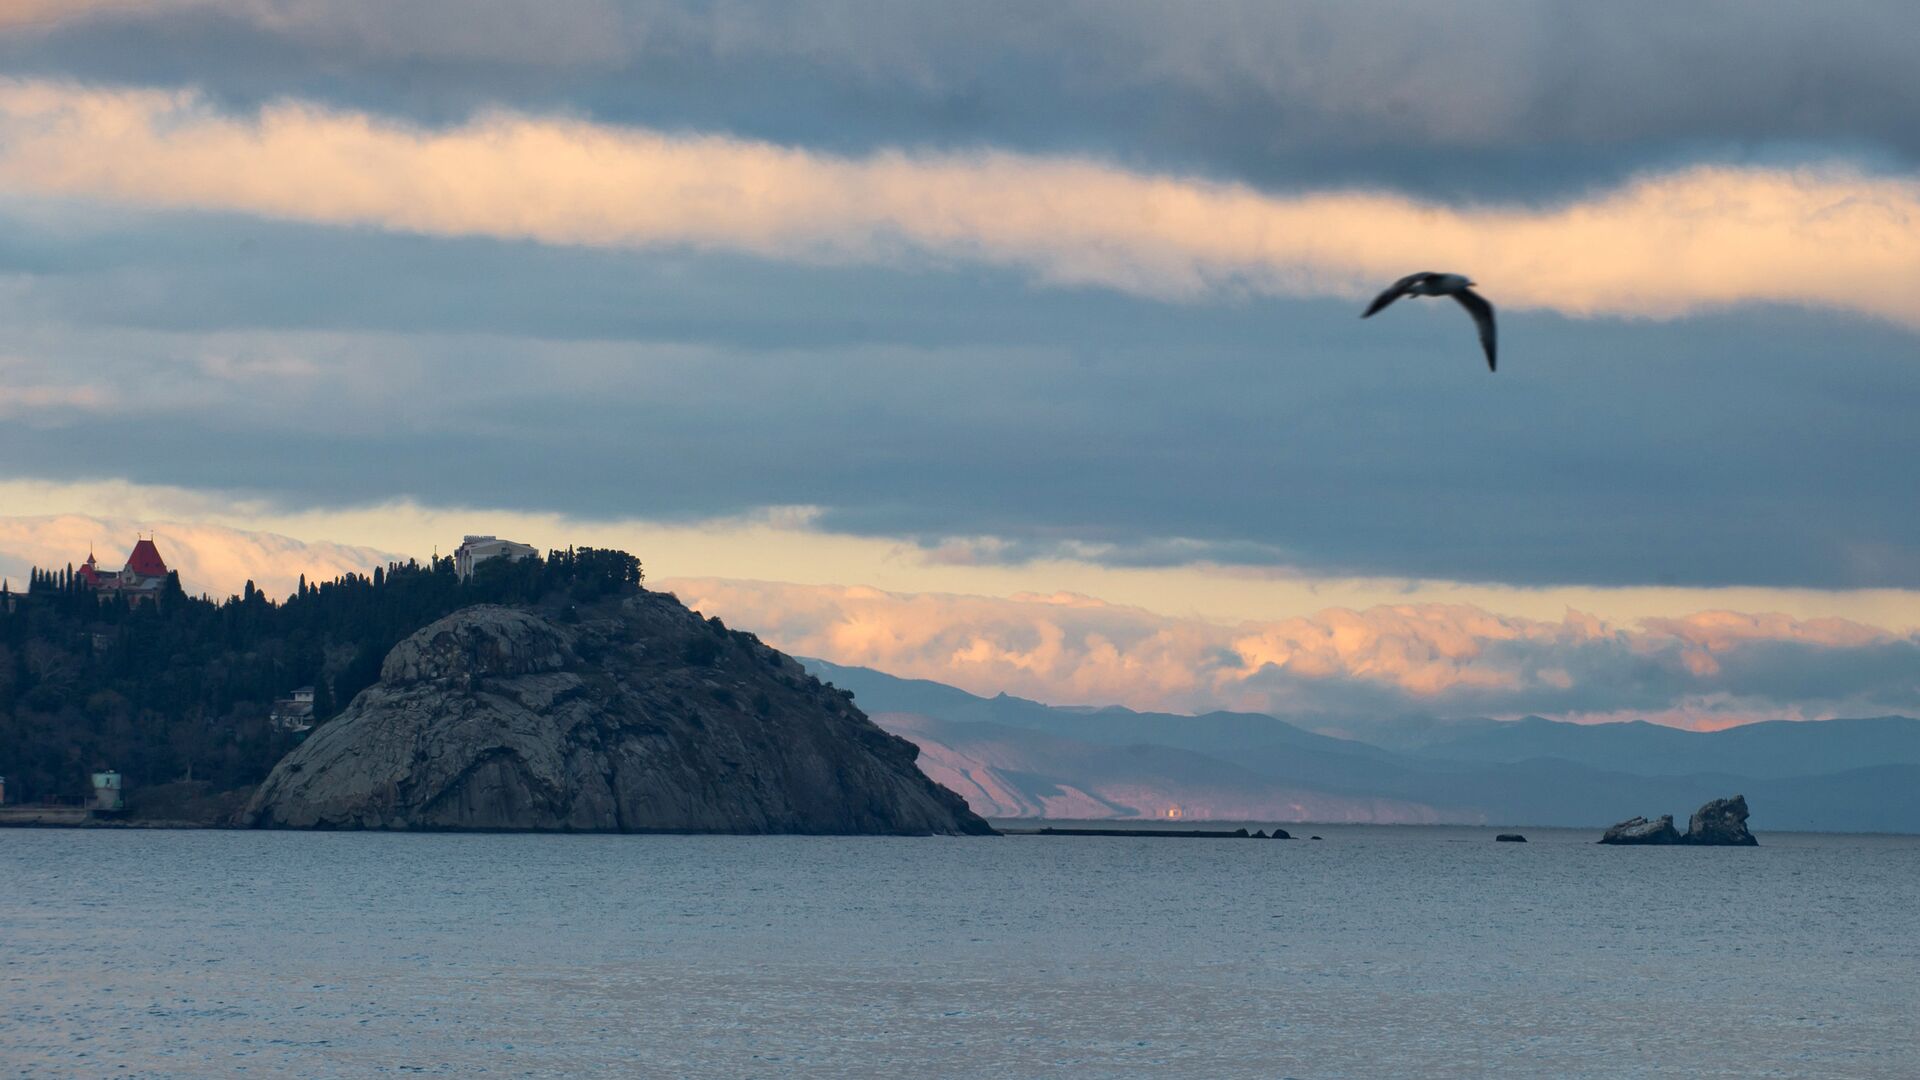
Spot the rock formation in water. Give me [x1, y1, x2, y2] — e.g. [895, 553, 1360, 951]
[1495, 833, 1527, 842]
[1682, 794, 1758, 846]
[1600, 815, 1682, 844]
[1600, 795, 1758, 846]
[243, 595, 994, 835]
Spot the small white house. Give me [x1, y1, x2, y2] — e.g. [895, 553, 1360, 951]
[270, 688, 316, 732]
[90, 771, 123, 812]
[454, 535, 539, 581]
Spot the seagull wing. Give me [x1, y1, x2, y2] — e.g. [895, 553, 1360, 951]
[1452, 288, 1497, 372]
[1361, 273, 1424, 318]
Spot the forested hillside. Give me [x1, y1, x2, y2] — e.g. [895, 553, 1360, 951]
[0, 548, 642, 802]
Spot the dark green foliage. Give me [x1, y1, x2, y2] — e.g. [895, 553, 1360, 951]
[310, 678, 336, 724]
[330, 640, 387, 717]
[0, 547, 643, 803]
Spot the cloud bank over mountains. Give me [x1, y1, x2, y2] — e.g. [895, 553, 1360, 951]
[666, 578, 1920, 728]
[0, 514, 395, 600]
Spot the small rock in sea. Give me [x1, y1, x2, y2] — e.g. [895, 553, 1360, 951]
[1495, 833, 1527, 843]
[1270, 828, 1292, 840]
[1252, 830, 1268, 838]
[1309, 836, 1323, 841]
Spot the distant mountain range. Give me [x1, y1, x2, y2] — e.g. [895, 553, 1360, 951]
[803, 660, 1920, 833]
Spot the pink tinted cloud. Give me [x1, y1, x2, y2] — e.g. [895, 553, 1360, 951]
[0, 1, 167, 31]
[663, 577, 1916, 728]
[0, 82, 1917, 326]
[1639, 609, 1887, 651]
[0, 382, 112, 416]
[0, 514, 397, 599]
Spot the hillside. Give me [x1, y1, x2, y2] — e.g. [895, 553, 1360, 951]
[0, 548, 621, 804]
[3, 549, 988, 834]
[247, 600, 989, 834]
[881, 713, 1442, 823]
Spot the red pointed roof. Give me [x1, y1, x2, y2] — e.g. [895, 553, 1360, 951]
[77, 552, 103, 585]
[124, 538, 169, 578]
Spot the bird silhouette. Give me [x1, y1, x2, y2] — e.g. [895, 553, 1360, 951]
[1362, 272, 1497, 372]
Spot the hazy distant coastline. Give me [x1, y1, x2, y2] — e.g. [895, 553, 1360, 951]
[809, 661, 1920, 834]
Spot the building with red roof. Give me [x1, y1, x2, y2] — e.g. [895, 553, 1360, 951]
[77, 537, 173, 604]
[125, 538, 168, 579]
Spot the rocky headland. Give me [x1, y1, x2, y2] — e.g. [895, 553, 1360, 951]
[1600, 795, 1757, 845]
[243, 593, 994, 835]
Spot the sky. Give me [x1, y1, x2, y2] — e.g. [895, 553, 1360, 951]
[1, 2, 1917, 729]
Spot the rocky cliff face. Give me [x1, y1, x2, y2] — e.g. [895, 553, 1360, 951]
[243, 595, 993, 835]
[1684, 794, 1757, 846]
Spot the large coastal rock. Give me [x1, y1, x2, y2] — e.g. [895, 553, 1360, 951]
[1600, 815, 1682, 845]
[244, 596, 993, 835]
[1684, 794, 1758, 846]
[1600, 795, 1758, 846]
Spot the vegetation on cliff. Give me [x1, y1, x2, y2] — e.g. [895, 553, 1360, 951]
[0, 548, 642, 803]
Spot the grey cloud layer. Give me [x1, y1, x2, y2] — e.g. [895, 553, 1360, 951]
[4, 205, 1920, 589]
[3, 6, 1919, 591]
[7, 2, 1920, 196]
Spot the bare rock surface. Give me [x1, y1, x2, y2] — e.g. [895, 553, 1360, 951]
[1684, 794, 1758, 846]
[244, 595, 993, 835]
[1599, 814, 1682, 845]
[1600, 795, 1759, 846]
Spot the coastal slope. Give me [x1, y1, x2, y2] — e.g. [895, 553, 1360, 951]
[245, 596, 992, 835]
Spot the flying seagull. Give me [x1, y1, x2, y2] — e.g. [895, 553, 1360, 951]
[1361, 272, 1497, 372]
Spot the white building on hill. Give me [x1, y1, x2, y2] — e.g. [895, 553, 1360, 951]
[271, 686, 317, 732]
[454, 535, 539, 581]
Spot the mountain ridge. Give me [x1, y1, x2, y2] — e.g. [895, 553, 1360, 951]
[807, 660, 1920, 832]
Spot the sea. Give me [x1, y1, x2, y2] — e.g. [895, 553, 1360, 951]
[2, 824, 1915, 1078]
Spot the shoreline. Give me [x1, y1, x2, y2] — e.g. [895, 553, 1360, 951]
[6, 818, 1916, 838]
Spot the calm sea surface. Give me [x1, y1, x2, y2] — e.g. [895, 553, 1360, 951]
[2, 825, 1915, 1078]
